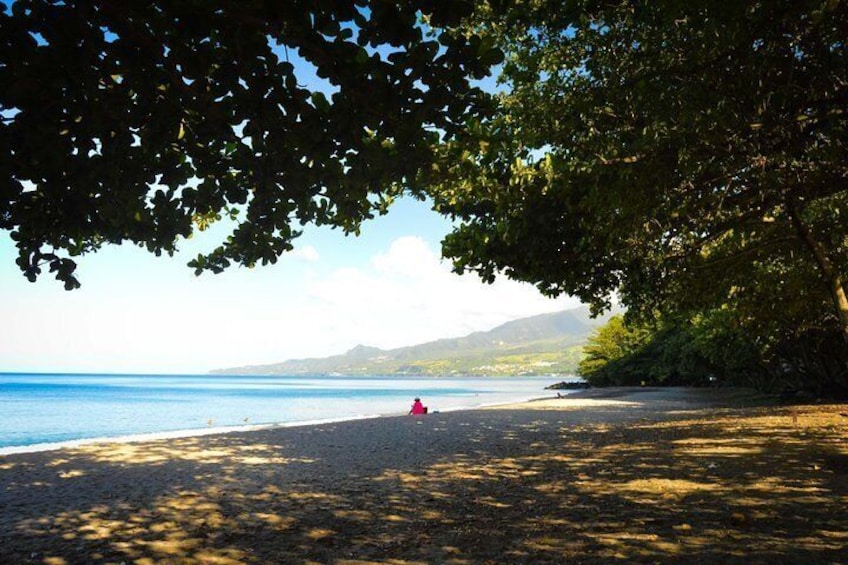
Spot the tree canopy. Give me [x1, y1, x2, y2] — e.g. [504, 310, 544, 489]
[578, 313, 772, 390]
[5, 1, 848, 391]
[0, 0, 502, 288]
[429, 1, 848, 345]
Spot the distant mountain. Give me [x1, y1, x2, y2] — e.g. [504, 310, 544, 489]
[212, 306, 610, 376]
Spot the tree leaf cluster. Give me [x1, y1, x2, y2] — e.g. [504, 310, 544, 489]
[0, 0, 503, 288]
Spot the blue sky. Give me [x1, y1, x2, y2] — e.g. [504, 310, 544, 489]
[2, 197, 579, 374]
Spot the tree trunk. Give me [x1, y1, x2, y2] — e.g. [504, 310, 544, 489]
[788, 202, 848, 343]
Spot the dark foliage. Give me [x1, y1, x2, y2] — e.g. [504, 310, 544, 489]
[0, 0, 502, 288]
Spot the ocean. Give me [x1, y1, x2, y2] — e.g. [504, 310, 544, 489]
[0, 373, 568, 454]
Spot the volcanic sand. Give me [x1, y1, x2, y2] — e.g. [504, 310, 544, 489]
[1, 387, 846, 564]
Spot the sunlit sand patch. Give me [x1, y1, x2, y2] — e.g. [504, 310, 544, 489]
[306, 527, 336, 540]
[143, 536, 203, 555]
[728, 477, 832, 505]
[287, 491, 345, 504]
[673, 437, 762, 446]
[427, 467, 493, 481]
[523, 453, 580, 464]
[178, 449, 237, 462]
[47, 458, 71, 467]
[235, 455, 283, 465]
[192, 550, 248, 565]
[523, 535, 572, 551]
[773, 535, 848, 552]
[485, 398, 641, 410]
[377, 471, 421, 485]
[528, 517, 578, 529]
[377, 455, 551, 488]
[584, 533, 691, 563]
[344, 550, 435, 565]
[384, 514, 409, 522]
[58, 469, 86, 479]
[254, 512, 297, 529]
[162, 496, 221, 518]
[76, 444, 174, 464]
[424, 458, 542, 481]
[614, 478, 725, 496]
[148, 520, 184, 534]
[226, 445, 318, 465]
[420, 509, 443, 520]
[672, 438, 764, 457]
[72, 440, 317, 466]
[534, 481, 573, 494]
[21, 507, 154, 547]
[79, 518, 128, 540]
[476, 496, 511, 509]
[596, 531, 662, 543]
[334, 509, 373, 521]
[262, 484, 284, 495]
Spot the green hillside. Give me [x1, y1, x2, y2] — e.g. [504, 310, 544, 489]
[213, 307, 607, 376]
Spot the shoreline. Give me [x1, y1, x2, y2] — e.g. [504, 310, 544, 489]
[0, 391, 559, 457]
[0, 414, 381, 457]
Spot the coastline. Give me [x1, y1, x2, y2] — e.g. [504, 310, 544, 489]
[2, 387, 846, 564]
[0, 373, 562, 455]
[0, 414, 379, 458]
[0, 391, 556, 457]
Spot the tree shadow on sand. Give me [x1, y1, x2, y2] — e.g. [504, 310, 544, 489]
[1, 390, 846, 564]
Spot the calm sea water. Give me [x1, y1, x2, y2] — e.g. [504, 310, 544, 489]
[0, 373, 568, 453]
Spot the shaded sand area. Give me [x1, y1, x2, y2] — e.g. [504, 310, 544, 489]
[1, 387, 847, 564]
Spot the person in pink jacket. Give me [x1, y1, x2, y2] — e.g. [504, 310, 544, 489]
[409, 397, 427, 415]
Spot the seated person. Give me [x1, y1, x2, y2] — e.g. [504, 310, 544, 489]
[409, 397, 427, 415]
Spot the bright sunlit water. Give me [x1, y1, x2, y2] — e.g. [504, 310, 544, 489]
[0, 373, 570, 453]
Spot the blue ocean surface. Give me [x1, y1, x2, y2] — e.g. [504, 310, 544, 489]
[0, 373, 568, 453]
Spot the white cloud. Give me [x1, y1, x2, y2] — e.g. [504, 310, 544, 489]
[371, 236, 437, 278]
[290, 245, 320, 262]
[305, 236, 580, 352]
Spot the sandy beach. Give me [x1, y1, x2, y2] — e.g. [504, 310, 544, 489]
[1, 387, 846, 564]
